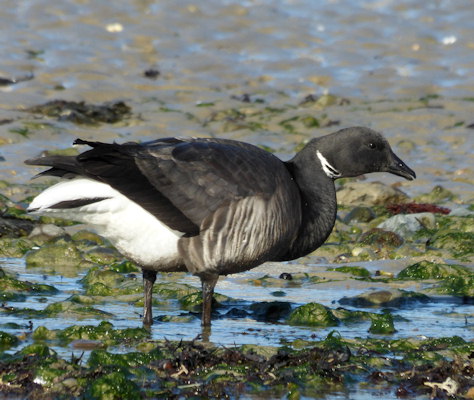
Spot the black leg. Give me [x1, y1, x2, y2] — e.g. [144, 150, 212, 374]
[142, 269, 157, 326]
[201, 274, 219, 327]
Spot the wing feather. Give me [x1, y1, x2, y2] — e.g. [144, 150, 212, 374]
[26, 137, 293, 237]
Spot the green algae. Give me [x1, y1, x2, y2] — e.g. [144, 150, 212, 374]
[34, 363, 71, 387]
[153, 281, 201, 299]
[0, 291, 26, 302]
[2, 301, 111, 319]
[83, 246, 123, 265]
[1, 334, 473, 400]
[86, 282, 114, 296]
[25, 238, 86, 270]
[19, 343, 57, 357]
[420, 336, 467, 349]
[88, 350, 154, 368]
[331, 308, 373, 324]
[429, 231, 474, 257]
[397, 260, 472, 280]
[70, 229, 105, 243]
[414, 185, 456, 203]
[2, 206, 34, 221]
[178, 290, 230, 311]
[45, 301, 112, 318]
[435, 215, 474, 233]
[433, 275, 474, 297]
[67, 294, 98, 305]
[84, 371, 141, 400]
[80, 267, 143, 296]
[0, 237, 34, 257]
[157, 314, 197, 323]
[0, 271, 58, 300]
[32, 321, 149, 345]
[327, 265, 370, 277]
[37, 215, 79, 227]
[81, 267, 126, 287]
[343, 206, 376, 223]
[178, 291, 204, 311]
[109, 260, 140, 273]
[0, 331, 19, 349]
[287, 303, 339, 327]
[369, 312, 397, 334]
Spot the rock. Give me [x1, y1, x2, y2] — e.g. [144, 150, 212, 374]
[20, 343, 57, 357]
[83, 247, 123, 265]
[327, 265, 370, 277]
[0, 270, 57, 302]
[71, 230, 106, 246]
[414, 185, 455, 203]
[109, 260, 140, 273]
[343, 206, 376, 223]
[29, 224, 66, 241]
[350, 247, 377, 260]
[86, 282, 114, 296]
[449, 207, 474, 217]
[429, 232, 474, 257]
[397, 260, 471, 280]
[369, 312, 396, 334]
[225, 308, 250, 318]
[81, 268, 126, 289]
[0, 215, 35, 237]
[287, 303, 339, 327]
[179, 291, 229, 311]
[250, 301, 292, 321]
[359, 228, 404, 248]
[0, 331, 19, 348]
[0, 237, 34, 257]
[336, 182, 409, 206]
[432, 275, 474, 297]
[158, 314, 197, 323]
[339, 289, 430, 308]
[377, 213, 436, 236]
[84, 371, 141, 399]
[25, 240, 84, 269]
[70, 340, 106, 350]
[43, 301, 113, 318]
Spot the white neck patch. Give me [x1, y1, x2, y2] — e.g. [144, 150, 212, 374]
[316, 150, 342, 179]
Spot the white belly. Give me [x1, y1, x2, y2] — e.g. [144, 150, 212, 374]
[28, 178, 183, 267]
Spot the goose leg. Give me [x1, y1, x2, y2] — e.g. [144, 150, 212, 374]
[142, 269, 157, 326]
[201, 274, 219, 327]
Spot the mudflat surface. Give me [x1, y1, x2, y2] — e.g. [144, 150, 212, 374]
[0, 1, 473, 399]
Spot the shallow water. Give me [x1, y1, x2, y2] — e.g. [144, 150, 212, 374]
[1, 256, 472, 354]
[1, 254, 472, 399]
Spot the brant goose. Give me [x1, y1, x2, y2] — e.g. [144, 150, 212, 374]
[26, 127, 415, 326]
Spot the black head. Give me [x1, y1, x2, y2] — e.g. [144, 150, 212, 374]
[305, 127, 416, 180]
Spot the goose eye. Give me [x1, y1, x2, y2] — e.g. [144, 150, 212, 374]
[368, 142, 376, 149]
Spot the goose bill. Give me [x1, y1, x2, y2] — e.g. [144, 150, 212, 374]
[386, 151, 416, 180]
